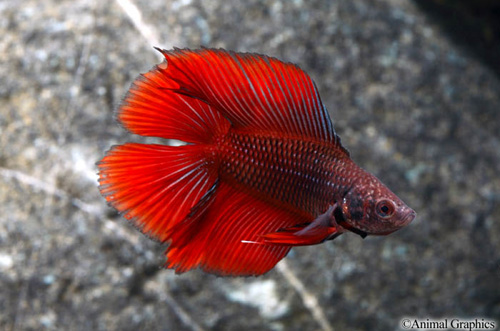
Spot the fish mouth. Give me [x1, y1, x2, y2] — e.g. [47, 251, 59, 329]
[401, 209, 417, 226]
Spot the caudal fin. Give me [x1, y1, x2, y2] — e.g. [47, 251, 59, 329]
[98, 56, 229, 242]
[117, 58, 230, 144]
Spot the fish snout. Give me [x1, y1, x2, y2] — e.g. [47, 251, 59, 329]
[399, 207, 416, 227]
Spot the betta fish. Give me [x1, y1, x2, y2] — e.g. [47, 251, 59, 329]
[98, 48, 416, 276]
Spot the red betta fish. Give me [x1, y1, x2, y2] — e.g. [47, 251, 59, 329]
[98, 48, 416, 276]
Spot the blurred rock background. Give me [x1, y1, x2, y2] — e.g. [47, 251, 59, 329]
[1, 0, 499, 330]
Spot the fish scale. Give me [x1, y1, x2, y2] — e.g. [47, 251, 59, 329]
[218, 131, 354, 216]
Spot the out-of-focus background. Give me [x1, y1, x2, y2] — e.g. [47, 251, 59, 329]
[1, 0, 499, 330]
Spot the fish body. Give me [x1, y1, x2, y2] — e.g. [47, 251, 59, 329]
[219, 132, 347, 216]
[98, 48, 415, 276]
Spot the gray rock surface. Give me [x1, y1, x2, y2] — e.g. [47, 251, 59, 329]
[1, 0, 499, 330]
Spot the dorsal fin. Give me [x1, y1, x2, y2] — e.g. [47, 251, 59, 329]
[155, 48, 340, 144]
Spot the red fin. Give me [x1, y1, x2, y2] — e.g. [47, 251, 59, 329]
[261, 205, 343, 246]
[165, 182, 308, 276]
[118, 60, 230, 144]
[156, 48, 341, 144]
[98, 143, 217, 242]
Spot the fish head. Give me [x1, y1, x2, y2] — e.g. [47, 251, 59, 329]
[340, 173, 416, 236]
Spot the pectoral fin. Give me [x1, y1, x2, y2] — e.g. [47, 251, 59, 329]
[260, 205, 345, 246]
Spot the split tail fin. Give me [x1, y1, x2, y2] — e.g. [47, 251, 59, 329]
[98, 58, 230, 242]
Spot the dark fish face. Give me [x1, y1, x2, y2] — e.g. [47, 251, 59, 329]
[340, 175, 416, 235]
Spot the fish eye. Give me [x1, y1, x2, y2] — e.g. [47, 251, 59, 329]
[375, 199, 395, 219]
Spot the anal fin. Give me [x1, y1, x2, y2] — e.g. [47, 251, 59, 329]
[164, 182, 308, 276]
